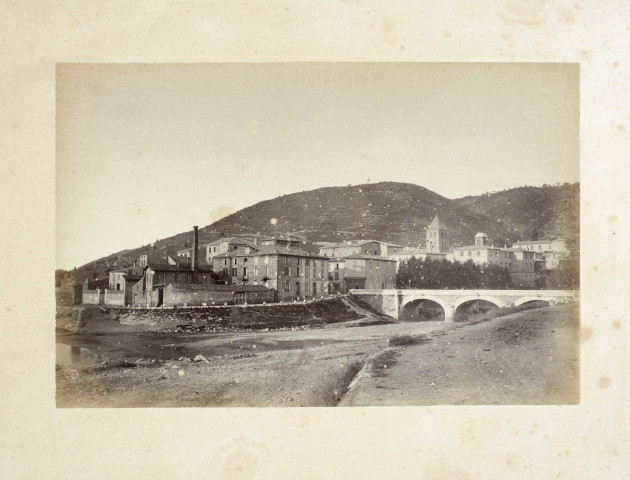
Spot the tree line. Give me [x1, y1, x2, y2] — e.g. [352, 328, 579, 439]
[396, 257, 513, 289]
[396, 257, 579, 290]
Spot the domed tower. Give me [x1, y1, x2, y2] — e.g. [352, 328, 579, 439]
[426, 214, 449, 253]
[475, 232, 488, 246]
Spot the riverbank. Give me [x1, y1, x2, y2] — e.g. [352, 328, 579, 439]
[342, 303, 579, 405]
[56, 302, 578, 407]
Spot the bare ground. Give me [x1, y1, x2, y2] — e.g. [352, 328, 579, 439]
[56, 302, 579, 407]
[341, 303, 579, 406]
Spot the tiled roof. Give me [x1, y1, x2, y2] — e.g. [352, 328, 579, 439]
[167, 283, 270, 292]
[344, 254, 397, 262]
[454, 244, 509, 251]
[215, 245, 326, 259]
[147, 263, 214, 273]
[513, 239, 553, 244]
[319, 239, 402, 248]
[202, 237, 255, 247]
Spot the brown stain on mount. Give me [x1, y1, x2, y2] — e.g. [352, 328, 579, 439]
[498, 0, 548, 27]
[580, 326, 593, 342]
[598, 377, 611, 389]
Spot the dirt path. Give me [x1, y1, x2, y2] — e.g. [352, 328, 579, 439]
[341, 303, 579, 406]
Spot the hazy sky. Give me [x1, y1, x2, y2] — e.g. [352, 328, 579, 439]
[56, 63, 579, 270]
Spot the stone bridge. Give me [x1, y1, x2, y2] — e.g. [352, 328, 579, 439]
[350, 289, 579, 322]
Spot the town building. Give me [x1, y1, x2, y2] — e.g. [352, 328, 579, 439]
[79, 277, 108, 305]
[138, 244, 181, 268]
[343, 254, 397, 290]
[507, 248, 541, 288]
[425, 214, 450, 253]
[201, 236, 258, 264]
[450, 233, 513, 270]
[107, 267, 144, 306]
[512, 238, 570, 269]
[327, 258, 346, 293]
[133, 226, 217, 307]
[387, 215, 450, 270]
[213, 244, 329, 301]
[318, 239, 403, 258]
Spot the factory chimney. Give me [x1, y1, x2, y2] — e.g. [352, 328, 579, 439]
[192, 226, 199, 281]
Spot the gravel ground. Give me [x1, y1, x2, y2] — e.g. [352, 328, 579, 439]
[341, 303, 579, 406]
[56, 302, 578, 407]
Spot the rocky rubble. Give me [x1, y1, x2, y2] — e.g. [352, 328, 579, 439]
[114, 298, 362, 332]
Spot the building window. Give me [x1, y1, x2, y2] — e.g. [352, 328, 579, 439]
[244, 257, 248, 263]
[468, 251, 472, 257]
[243, 267, 247, 276]
[284, 266, 290, 276]
[265, 266, 269, 277]
[254, 267, 259, 276]
[232, 268, 237, 276]
[284, 280, 290, 291]
[296, 267, 301, 276]
[234, 258, 238, 265]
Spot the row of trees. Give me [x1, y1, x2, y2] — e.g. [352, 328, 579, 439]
[396, 257, 580, 290]
[396, 257, 513, 290]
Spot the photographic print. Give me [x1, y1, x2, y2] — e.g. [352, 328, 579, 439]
[55, 63, 579, 407]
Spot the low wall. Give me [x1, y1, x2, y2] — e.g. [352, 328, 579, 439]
[117, 297, 362, 332]
[104, 290, 125, 307]
[350, 292, 399, 319]
[82, 289, 100, 305]
[164, 288, 234, 307]
[163, 286, 276, 307]
[234, 290, 276, 305]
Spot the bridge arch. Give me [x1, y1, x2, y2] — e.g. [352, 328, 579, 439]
[513, 297, 556, 307]
[400, 297, 447, 322]
[454, 296, 504, 312]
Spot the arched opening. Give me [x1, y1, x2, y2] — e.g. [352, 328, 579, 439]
[400, 299, 445, 322]
[516, 299, 551, 309]
[454, 299, 500, 322]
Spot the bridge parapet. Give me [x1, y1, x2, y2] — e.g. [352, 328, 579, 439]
[350, 289, 578, 322]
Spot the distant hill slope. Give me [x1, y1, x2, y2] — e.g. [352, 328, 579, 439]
[454, 183, 580, 250]
[198, 182, 513, 249]
[73, 181, 579, 277]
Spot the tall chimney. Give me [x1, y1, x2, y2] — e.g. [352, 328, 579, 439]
[192, 226, 199, 279]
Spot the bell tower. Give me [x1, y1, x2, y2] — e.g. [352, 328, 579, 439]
[426, 214, 449, 253]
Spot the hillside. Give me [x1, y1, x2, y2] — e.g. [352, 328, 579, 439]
[73, 181, 579, 277]
[198, 182, 513, 249]
[454, 183, 580, 250]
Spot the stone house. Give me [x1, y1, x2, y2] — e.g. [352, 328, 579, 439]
[343, 254, 397, 290]
[213, 244, 329, 301]
[318, 239, 403, 258]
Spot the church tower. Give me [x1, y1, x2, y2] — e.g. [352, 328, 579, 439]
[426, 214, 449, 253]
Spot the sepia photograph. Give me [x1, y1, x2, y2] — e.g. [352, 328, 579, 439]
[55, 62, 580, 408]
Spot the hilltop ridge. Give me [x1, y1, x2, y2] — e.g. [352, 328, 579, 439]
[70, 181, 579, 276]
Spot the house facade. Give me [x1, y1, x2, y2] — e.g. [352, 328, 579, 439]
[318, 239, 403, 258]
[343, 254, 397, 290]
[213, 245, 329, 301]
